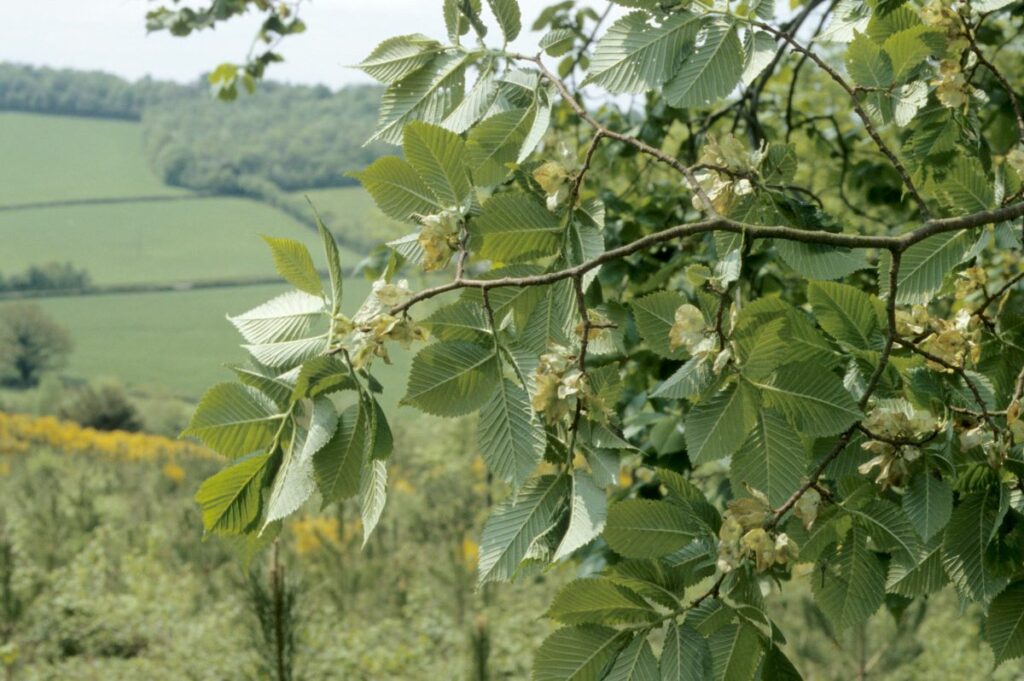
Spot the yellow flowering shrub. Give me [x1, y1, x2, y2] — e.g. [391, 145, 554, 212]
[0, 412, 215, 463]
[292, 515, 343, 556]
[162, 462, 187, 484]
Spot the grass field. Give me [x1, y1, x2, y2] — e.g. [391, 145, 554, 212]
[0, 196, 359, 285]
[9, 281, 414, 401]
[0, 112, 420, 403]
[0, 112, 185, 206]
[295, 186, 407, 246]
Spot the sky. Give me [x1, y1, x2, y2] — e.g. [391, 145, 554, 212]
[3, 0, 621, 89]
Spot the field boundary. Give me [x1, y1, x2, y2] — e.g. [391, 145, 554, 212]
[0, 274, 293, 301]
[0, 193, 215, 213]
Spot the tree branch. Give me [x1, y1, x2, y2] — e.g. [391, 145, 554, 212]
[390, 201, 1024, 315]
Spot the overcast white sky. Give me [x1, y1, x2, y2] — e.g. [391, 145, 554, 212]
[2, 1, 620, 89]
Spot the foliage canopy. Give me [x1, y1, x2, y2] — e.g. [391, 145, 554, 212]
[170, 0, 1024, 677]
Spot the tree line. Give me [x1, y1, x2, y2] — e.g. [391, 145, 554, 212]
[0, 63, 387, 236]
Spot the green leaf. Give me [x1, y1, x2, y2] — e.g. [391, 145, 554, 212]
[486, 0, 521, 42]
[554, 471, 608, 560]
[195, 452, 272, 535]
[547, 578, 659, 625]
[846, 499, 922, 566]
[533, 625, 629, 681]
[243, 335, 328, 371]
[605, 499, 697, 559]
[664, 24, 743, 108]
[660, 622, 712, 681]
[369, 397, 393, 460]
[685, 381, 760, 464]
[761, 646, 802, 681]
[519, 280, 575, 354]
[880, 230, 972, 305]
[264, 397, 336, 525]
[585, 11, 700, 93]
[807, 281, 882, 349]
[735, 297, 836, 368]
[567, 213, 606, 291]
[736, 317, 790, 381]
[357, 34, 441, 83]
[731, 408, 807, 507]
[883, 26, 934, 81]
[886, 535, 949, 598]
[228, 291, 325, 345]
[183, 383, 282, 459]
[540, 28, 576, 56]
[442, 72, 499, 133]
[370, 52, 474, 145]
[651, 356, 714, 400]
[631, 291, 690, 360]
[444, 0, 483, 40]
[291, 355, 357, 401]
[475, 191, 563, 262]
[938, 157, 994, 213]
[741, 29, 778, 85]
[314, 403, 368, 504]
[261, 236, 323, 297]
[752, 363, 861, 437]
[775, 241, 869, 281]
[355, 156, 442, 222]
[478, 378, 546, 490]
[359, 459, 388, 546]
[902, 110, 958, 162]
[844, 32, 893, 88]
[605, 560, 685, 610]
[903, 473, 952, 541]
[314, 212, 344, 314]
[986, 581, 1024, 666]
[423, 300, 491, 342]
[812, 526, 886, 631]
[708, 622, 763, 681]
[478, 474, 568, 585]
[467, 107, 535, 186]
[230, 366, 293, 409]
[943, 486, 1009, 604]
[403, 121, 471, 208]
[403, 341, 499, 417]
[605, 635, 659, 681]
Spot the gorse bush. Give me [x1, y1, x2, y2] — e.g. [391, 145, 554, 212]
[0, 419, 564, 679]
[166, 0, 1024, 678]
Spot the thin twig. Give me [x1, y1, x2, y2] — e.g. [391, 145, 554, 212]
[962, 14, 1024, 143]
[975, 270, 1024, 321]
[768, 248, 903, 528]
[750, 20, 931, 217]
[898, 340, 997, 430]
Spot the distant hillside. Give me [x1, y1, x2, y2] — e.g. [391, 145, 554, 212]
[0, 63, 388, 221]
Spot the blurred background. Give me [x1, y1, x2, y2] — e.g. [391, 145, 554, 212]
[0, 2, 1020, 679]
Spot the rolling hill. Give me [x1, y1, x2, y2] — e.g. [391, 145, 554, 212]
[0, 110, 408, 400]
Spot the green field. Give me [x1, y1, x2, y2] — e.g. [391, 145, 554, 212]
[0, 112, 185, 205]
[0, 196, 359, 285]
[0, 112, 411, 400]
[9, 281, 413, 402]
[295, 186, 406, 246]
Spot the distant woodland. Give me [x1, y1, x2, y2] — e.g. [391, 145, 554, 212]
[0, 63, 386, 203]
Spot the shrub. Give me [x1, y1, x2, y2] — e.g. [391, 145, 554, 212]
[0, 303, 72, 388]
[58, 382, 144, 432]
